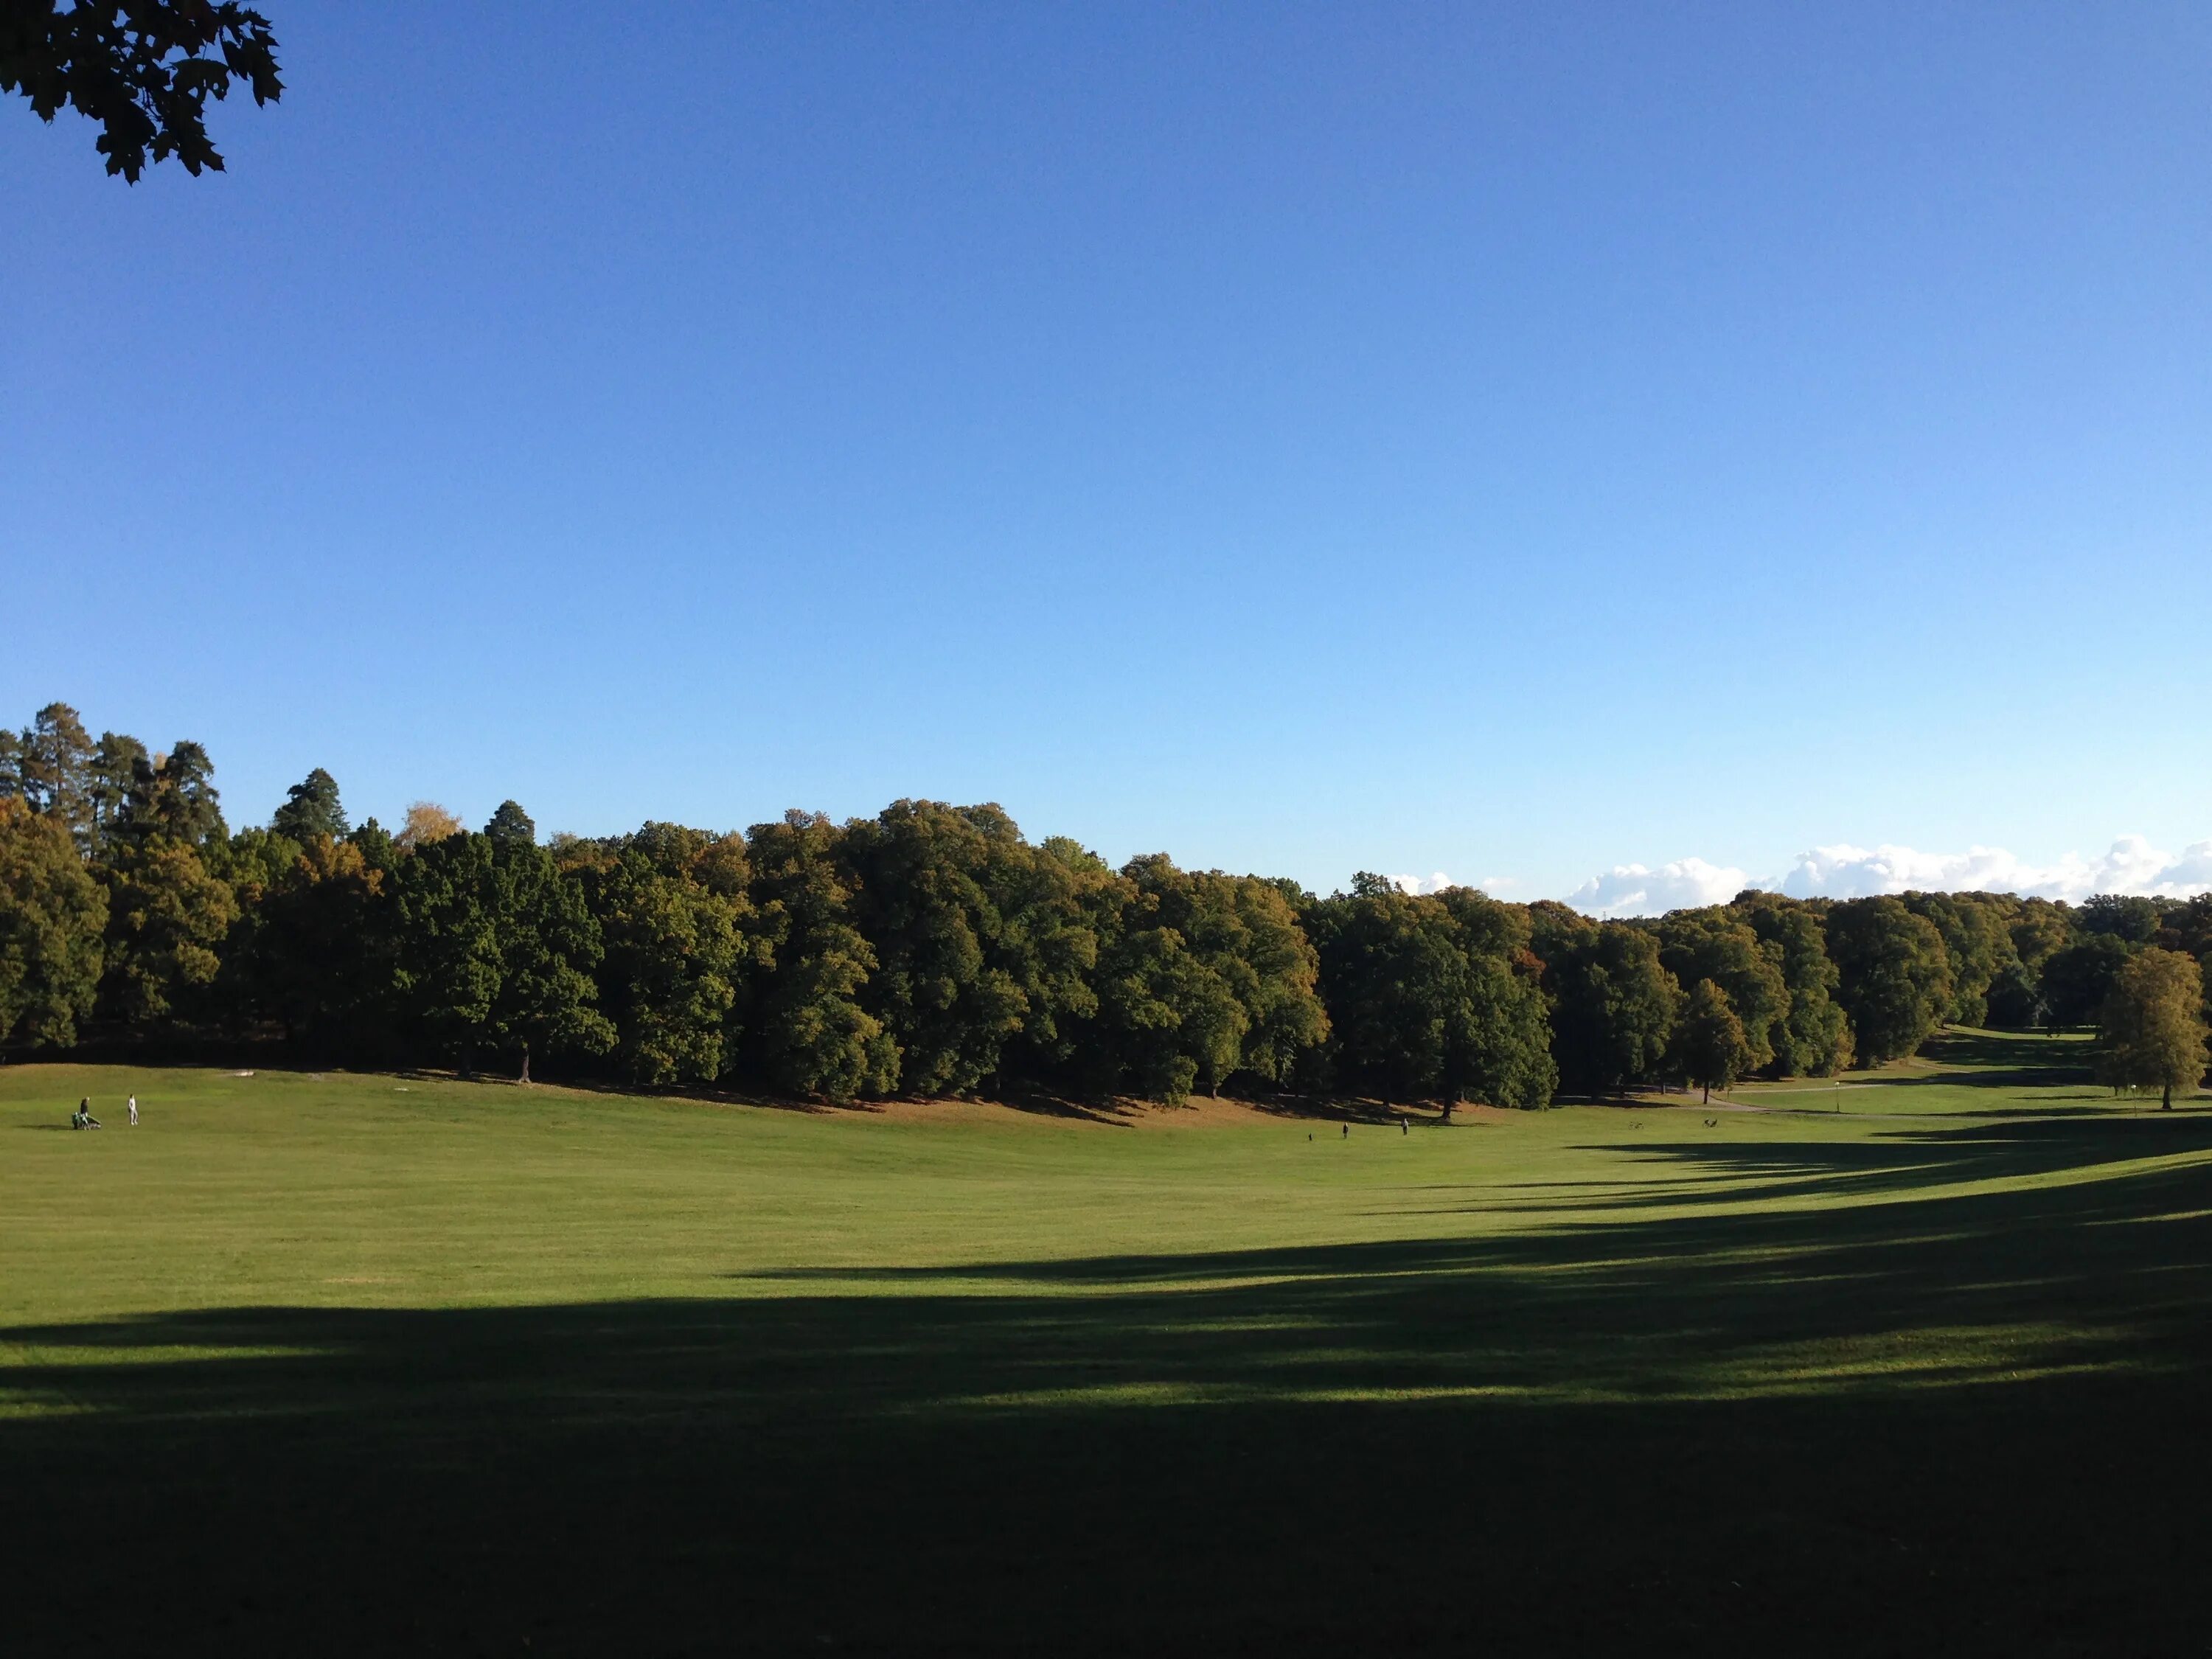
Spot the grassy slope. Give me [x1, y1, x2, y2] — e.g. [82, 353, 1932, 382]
[3, 1032, 2208, 1654]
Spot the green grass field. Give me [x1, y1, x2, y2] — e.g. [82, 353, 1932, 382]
[5, 1032, 2209, 1654]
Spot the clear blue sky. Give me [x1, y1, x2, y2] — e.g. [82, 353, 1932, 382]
[4, 2, 2208, 900]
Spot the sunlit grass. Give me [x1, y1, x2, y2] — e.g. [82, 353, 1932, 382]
[6, 1027, 2210, 1651]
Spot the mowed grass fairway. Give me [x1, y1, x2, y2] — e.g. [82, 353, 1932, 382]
[5, 1034, 2211, 1655]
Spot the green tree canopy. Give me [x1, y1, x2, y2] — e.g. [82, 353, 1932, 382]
[2079, 894, 2162, 946]
[571, 823, 759, 1088]
[841, 801, 1036, 1097]
[98, 836, 237, 1025]
[2007, 899, 2076, 975]
[119, 740, 227, 848]
[2042, 934, 2132, 1029]
[1543, 917, 1680, 1096]
[0, 797, 108, 1048]
[1307, 877, 1467, 1105]
[1308, 877, 1553, 1113]
[1904, 892, 2015, 1026]
[88, 731, 147, 852]
[995, 834, 1113, 1085]
[225, 830, 392, 1055]
[1674, 977, 1752, 1103]
[392, 830, 613, 1080]
[740, 811, 897, 1102]
[13, 702, 94, 846]
[271, 767, 349, 843]
[1653, 908, 1788, 1074]
[1086, 869, 1244, 1107]
[1826, 897, 1952, 1064]
[1732, 891, 1851, 1074]
[484, 800, 537, 851]
[1116, 855, 1329, 1097]
[1983, 958, 2050, 1030]
[2096, 947, 2208, 1110]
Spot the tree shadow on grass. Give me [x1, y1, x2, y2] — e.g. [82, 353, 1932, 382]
[1457, 1116, 2212, 1214]
[6, 1133, 2212, 1655]
[1917, 1029, 2093, 1073]
[1823, 1030, 2096, 1099]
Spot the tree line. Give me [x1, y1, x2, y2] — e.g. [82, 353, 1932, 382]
[3, 703, 2207, 1107]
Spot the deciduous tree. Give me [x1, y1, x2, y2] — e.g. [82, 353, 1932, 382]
[1733, 891, 1851, 1074]
[2041, 934, 2132, 1030]
[2096, 947, 2207, 1110]
[1655, 909, 1787, 1074]
[227, 830, 392, 1054]
[1674, 977, 1751, 1104]
[2079, 894, 2161, 946]
[2007, 899, 2075, 977]
[0, 797, 108, 1048]
[576, 823, 758, 1088]
[1088, 879, 1242, 1106]
[392, 827, 613, 1080]
[1905, 892, 2014, 1026]
[1826, 897, 1952, 1063]
[842, 801, 1034, 1096]
[99, 836, 237, 1024]
[1308, 877, 1553, 1113]
[740, 811, 897, 1102]
[1117, 855, 1329, 1098]
[396, 801, 465, 851]
[1543, 917, 1680, 1096]
[1, 0, 282, 180]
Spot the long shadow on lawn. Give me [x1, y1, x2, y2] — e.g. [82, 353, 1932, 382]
[1828, 1029, 2096, 1097]
[1545, 1114, 2212, 1212]
[1395, 1113, 2212, 1218]
[6, 1123, 2212, 1655]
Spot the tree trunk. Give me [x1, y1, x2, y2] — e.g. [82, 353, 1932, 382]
[518, 1046, 532, 1085]
[1702, 1082, 1711, 1104]
[1439, 1098, 1454, 1123]
[2163, 1082, 2172, 1110]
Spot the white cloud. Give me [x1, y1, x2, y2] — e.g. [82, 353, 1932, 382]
[1388, 872, 1455, 895]
[1562, 858, 1750, 919]
[1775, 836, 2212, 903]
[1561, 835, 2212, 916]
[1383, 873, 1521, 896]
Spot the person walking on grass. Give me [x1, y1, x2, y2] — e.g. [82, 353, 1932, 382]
[128, 1094, 138, 1127]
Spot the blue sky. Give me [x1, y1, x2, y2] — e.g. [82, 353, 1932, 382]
[4, 2, 2208, 902]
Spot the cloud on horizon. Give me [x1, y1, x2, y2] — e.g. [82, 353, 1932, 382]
[1388, 872, 1455, 895]
[1561, 835, 2212, 918]
[1560, 858, 1750, 917]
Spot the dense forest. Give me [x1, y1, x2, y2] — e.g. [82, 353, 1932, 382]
[4, 702, 2208, 1105]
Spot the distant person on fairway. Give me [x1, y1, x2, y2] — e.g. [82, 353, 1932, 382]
[128, 1094, 139, 1126]
[1341, 1122, 1349, 1138]
[74, 1098, 102, 1129]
